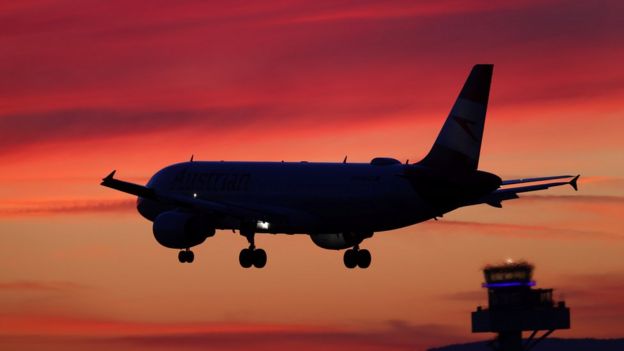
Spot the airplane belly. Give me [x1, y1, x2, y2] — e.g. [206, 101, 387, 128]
[250, 181, 431, 233]
[304, 193, 431, 232]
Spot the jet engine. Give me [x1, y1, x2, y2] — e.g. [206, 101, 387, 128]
[152, 211, 215, 249]
[310, 232, 373, 250]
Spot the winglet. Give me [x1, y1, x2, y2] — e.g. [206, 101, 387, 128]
[102, 170, 116, 183]
[570, 174, 580, 191]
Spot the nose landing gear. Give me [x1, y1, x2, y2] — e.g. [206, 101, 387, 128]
[178, 249, 195, 263]
[343, 246, 371, 269]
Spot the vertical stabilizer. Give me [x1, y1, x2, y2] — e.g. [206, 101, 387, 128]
[418, 64, 493, 171]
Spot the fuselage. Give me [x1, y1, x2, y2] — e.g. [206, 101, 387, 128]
[137, 160, 445, 234]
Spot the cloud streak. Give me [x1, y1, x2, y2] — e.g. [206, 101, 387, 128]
[0, 107, 274, 154]
[0, 281, 86, 292]
[520, 194, 624, 204]
[0, 316, 467, 351]
[0, 199, 135, 217]
[559, 273, 624, 315]
[427, 219, 621, 241]
[1, 0, 622, 155]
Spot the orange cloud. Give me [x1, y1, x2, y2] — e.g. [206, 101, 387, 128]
[0, 281, 86, 292]
[0, 315, 320, 337]
[426, 220, 621, 241]
[0, 315, 468, 351]
[0, 199, 134, 217]
[521, 195, 624, 204]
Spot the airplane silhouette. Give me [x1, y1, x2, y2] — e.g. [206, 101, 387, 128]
[102, 64, 579, 269]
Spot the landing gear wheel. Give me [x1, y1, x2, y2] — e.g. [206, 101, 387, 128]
[178, 250, 194, 263]
[343, 249, 358, 269]
[357, 249, 371, 269]
[186, 250, 195, 263]
[253, 249, 267, 268]
[239, 248, 253, 268]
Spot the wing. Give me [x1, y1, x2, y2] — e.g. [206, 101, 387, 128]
[100, 170, 300, 224]
[467, 174, 579, 208]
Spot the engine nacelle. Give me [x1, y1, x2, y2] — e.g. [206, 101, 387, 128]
[152, 211, 215, 249]
[310, 232, 373, 250]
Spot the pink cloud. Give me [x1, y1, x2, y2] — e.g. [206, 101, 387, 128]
[1, 0, 622, 157]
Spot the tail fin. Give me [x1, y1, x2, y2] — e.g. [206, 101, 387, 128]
[418, 64, 493, 172]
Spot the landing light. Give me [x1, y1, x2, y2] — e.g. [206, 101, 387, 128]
[193, 193, 197, 198]
[257, 221, 270, 230]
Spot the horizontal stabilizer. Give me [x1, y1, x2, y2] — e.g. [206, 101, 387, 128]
[467, 175, 580, 207]
[501, 175, 576, 186]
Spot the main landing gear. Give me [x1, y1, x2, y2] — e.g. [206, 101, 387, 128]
[239, 247, 267, 269]
[178, 249, 194, 263]
[239, 229, 267, 269]
[343, 246, 371, 269]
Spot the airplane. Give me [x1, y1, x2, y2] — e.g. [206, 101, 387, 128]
[101, 64, 579, 269]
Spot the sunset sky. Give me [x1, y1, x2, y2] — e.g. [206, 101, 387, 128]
[1, 0, 623, 350]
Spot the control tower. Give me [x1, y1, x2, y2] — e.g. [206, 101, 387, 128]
[471, 261, 570, 351]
